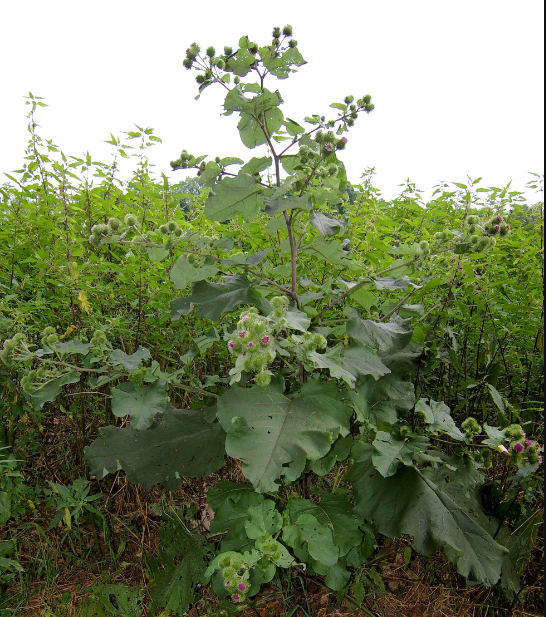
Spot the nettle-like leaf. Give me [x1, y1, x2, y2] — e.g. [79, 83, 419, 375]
[371, 431, 430, 478]
[415, 398, 465, 441]
[84, 405, 225, 490]
[216, 378, 352, 493]
[148, 520, 209, 617]
[347, 442, 508, 586]
[171, 275, 259, 322]
[347, 373, 415, 425]
[109, 347, 151, 371]
[110, 380, 168, 430]
[204, 173, 266, 221]
[170, 255, 218, 289]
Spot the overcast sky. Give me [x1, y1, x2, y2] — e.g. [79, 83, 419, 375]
[1, 0, 544, 203]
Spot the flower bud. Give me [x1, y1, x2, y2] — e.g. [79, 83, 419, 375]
[466, 215, 477, 225]
[256, 371, 271, 387]
[399, 425, 411, 439]
[363, 94, 372, 104]
[282, 24, 293, 36]
[224, 46, 233, 56]
[344, 95, 354, 104]
[124, 213, 138, 227]
[182, 58, 193, 70]
[272, 27, 281, 38]
[108, 217, 122, 232]
[206, 46, 215, 58]
[419, 240, 430, 251]
[167, 221, 178, 232]
[159, 224, 169, 235]
[196, 74, 206, 84]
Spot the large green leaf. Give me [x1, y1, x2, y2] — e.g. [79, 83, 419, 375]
[109, 347, 150, 371]
[283, 512, 339, 566]
[309, 342, 390, 389]
[347, 442, 508, 586]
[286, 493, 364, 557]
[84, 405, 225, 490]
[309, 210, 347, 237]
[347, 373, 415, 425]
[238, 108, 284, 149]
[371, 431, 430, 478]
[245, 500, 282, 538]
[209, 485, 264, 553]
[216, 379, 352, 492]
[31, 371, 81, 410]
[347, 313, 413, 355]
[171, 275, 260, 322]
[415, 398, 465, 441]
[260, 46, 306, 78]
[170, 255, 218, 289]
[148, 521, 208, 616]
[204, 173, 264, 221]
[110, 380, 168, 431]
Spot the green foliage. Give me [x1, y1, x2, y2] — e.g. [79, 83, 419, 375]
[0, 26, 543, 613]
[148, 516, 209, 616]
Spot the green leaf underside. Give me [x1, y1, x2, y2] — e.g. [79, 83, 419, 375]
[415, 398, 465, 440]
[111, 380, 169, 431]
[171, 275, 259, 322]
[109, 347, 151, 371]
[31, 371, 81, 410]
[347, 442, 507, 586]
[216, 378, 352, 492]
[170, 255, 218, 289]
[84, 405, 225, 490]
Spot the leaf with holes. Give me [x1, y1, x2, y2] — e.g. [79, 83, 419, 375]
[216, 378, 352, 493]
[84, 405, 225, 490]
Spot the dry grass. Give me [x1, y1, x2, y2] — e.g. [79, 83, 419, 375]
[2, 407, 544, 617]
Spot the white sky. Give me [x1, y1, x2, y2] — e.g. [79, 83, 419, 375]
[1, 0, 544, 203]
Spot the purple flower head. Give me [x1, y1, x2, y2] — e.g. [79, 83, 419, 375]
[225, 580, 231, 587]
[494, 225, 500, 232]
[539, 456, 543, 464]
[535, 443, 540, 449]
[506, 224, 511, 230]
[232, 594, 241, 602]
[261, 336, 270, 345]
[513, 443, 524, 453]
[342, 137, 348, 143]
[525, 438, 533, 447]
[248, 341, 255, 348]
[497, 214, 503, 221]
[520, 429, 526, 435]
[241, 315, 249, 322]
[238, 582, 247, 591]
[238, 330, 248, 338]
[228, 341, 235, 349]
[325, 143, 333, 151]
